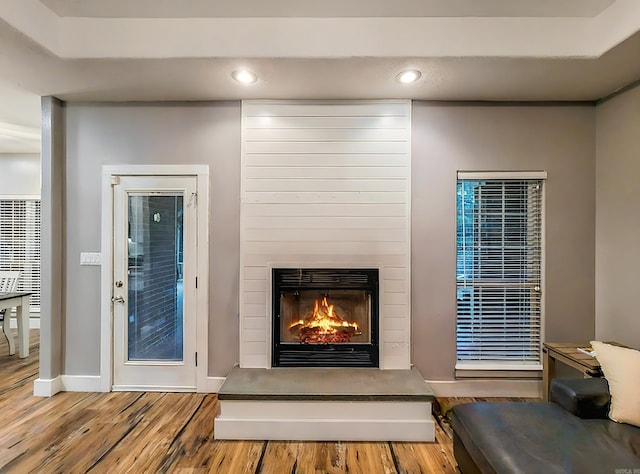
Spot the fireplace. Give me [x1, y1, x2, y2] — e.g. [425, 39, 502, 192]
[272, 268, 379, 367]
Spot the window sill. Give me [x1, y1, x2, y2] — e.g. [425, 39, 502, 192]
[455, 362, 543, 379]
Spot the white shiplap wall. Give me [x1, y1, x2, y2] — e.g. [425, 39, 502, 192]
[240, 100, 411, 369]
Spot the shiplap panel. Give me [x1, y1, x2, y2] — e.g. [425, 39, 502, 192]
[246, 128, 408, 142]
[240, 100, 411, 370]
[245, 179, 406, 193]
[243, 254, 406, 267]
[245, 216, 407, 230]
[385, 280, 408, 293]
[244, 166, 407, 179]
[244, 228, 406, 243]
[384, 267, 408, 280]
[383, 292, 409, 305]
[242, 329, 267, 342]
[244, 266, 267, 280]
[244, 191, 407, 205]
[243, 241, 407, 256]
[244, 116, 408, 129]
[242, 355, 268, 367]
[243, 203, 407, 217]
[245, 154, 407, 167]
[242, 279, 267, 292]
[243, 291, 267, 305]
[245, 141, 407, 155]
[243, 304, 266, 318]
[382, 304, 408, 318]
[242, 101, 409, 117]
[383, 317, 409, 331]
[384, 329, 408, 343]
[243, 317, 267, 330]
[245, 216, 406, 230]
[243, 341, 268, 356]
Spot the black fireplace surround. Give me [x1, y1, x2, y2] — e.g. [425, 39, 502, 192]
[272, 268, 379, 367]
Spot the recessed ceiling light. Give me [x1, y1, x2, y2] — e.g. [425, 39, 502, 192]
[396, 70, 422, 84]
[232, 70, 258, 84]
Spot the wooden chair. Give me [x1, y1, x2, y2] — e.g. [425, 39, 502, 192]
[0, 271, 20, 355]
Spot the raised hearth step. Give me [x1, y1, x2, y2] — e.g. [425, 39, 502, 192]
[218, 366, 435, 401]
[214, 367, 436, 441]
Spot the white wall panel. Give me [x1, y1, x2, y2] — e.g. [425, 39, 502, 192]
[244, 116, 408, 129]
[246, 128, 408, 142]
[240, 100, 411, 369]
[245, 154, 407, 167]
[244, 166, 407, 179]
[244, 178, 405, 192]
[243, 203, 407, 217]
[383, 317, 409, 331]
[244, 191, 407, 205]
[382, 305, 408, 318]
[243, 254, 405, 267]
[244, 141, 407, 154]
[244, 228, 406, 243]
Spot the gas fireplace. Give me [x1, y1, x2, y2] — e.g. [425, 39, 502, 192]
[272, 268, 379, 367]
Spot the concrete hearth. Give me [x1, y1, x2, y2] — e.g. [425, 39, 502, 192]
[214, 367, 436, 441]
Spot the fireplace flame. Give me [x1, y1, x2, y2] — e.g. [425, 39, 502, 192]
[289, 296, 361, 344]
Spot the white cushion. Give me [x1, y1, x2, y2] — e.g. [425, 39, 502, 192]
[590, 341, 640, 427]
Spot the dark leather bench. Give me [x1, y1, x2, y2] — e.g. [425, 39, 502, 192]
[451, 378, 640, 473]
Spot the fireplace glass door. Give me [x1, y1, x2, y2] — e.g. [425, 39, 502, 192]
[272, 268, 379, 367]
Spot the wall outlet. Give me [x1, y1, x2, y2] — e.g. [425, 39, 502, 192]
[80, 252, 102, 266]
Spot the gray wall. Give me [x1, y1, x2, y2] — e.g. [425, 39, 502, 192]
[411, 102, 596, 380]
[0, 154, 40, 196]
[64, 102, 240, 376]
[62, 100, 597, 381]
[595, 84, 640, 347]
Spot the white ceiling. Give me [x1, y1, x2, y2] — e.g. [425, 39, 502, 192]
[0, 0, 639, 153]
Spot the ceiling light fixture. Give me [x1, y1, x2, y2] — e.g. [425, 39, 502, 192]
[232, 70, 258, 84]
[396, 70, 422, 84]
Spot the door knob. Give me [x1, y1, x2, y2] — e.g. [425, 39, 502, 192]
[111, 296, 125, 304]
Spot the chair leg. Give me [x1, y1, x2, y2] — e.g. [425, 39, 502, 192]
[1, 314, 16, 355]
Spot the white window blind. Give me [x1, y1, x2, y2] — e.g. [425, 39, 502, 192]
[456, 176, 543, 367]
[0, 199, 41, 311]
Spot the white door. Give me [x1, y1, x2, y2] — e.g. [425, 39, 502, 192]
[112, 175, 198, 391]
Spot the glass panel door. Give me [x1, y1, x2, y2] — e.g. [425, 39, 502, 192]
[112, 175, 197, 390]
[127, 194, 184, 361]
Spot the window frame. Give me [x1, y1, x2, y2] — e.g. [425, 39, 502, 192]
[455, 171, 546, 374]
[0, 196, 41, 312]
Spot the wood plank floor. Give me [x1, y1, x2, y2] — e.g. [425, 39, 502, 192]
[0, 329, 533, 473]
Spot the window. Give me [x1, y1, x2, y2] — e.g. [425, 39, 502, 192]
[0, 199, 41, 311]
[456, 172, 545, 370]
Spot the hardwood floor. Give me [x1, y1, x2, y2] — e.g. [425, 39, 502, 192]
[0, 329, 529, 473]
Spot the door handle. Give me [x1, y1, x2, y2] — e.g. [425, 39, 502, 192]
[111, 296, 125, 304]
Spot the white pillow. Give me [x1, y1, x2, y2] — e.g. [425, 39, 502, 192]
[590, 341, 640, 427]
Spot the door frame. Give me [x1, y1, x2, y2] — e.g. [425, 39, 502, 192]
[100, 165, 209, 392]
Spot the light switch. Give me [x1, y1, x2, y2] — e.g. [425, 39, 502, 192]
[80, 252, 102, 266]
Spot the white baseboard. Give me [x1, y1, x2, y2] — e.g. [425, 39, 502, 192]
[61, 375, 104, 392]
[33, 376, 63, 397]
[203, 376, 225, 393]
[426, 379, 542, 398]
[34, 374, 226, 395]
